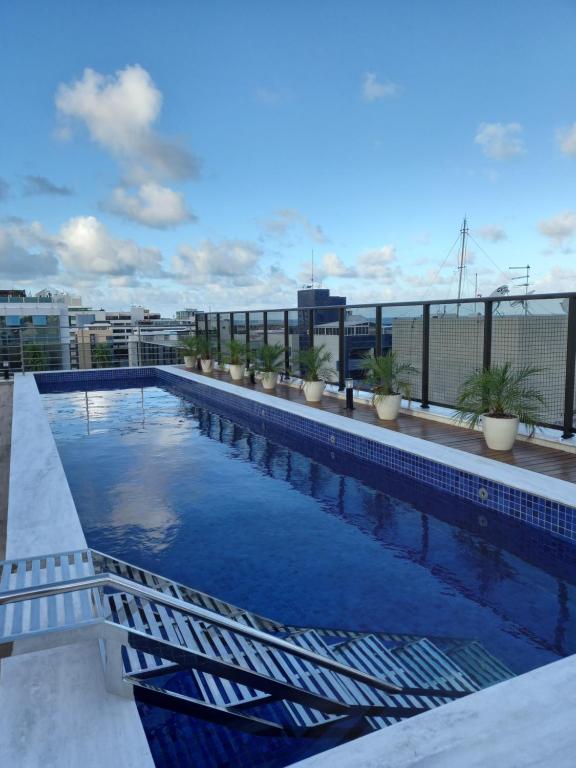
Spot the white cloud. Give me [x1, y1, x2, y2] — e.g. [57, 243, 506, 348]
[533, 266, 576, 292]
[538, 210, 576, 251]
[557, 123, 576, 156]
[173, 239, 263, 283]
[105, 182, 196, 228]
[474, 122, 525, 160]
[476, 225, 507, 242]
[321, 252, 357, 278]
[260, 209, 328, 244]
[361, 72, 400, 102]
[0, 226, 59, 278]
[56, 65, 199, 183]
[59, 216, 163, 276]
[357, 245, 397, 278]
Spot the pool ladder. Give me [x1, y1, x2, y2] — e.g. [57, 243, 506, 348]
[0, 549, 514, 737]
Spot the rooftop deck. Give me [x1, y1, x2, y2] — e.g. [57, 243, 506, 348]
[193, 369, 576, 485]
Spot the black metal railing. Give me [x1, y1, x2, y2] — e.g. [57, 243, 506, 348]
[1, 292, 575, 436]
[192, 292, 576, 438]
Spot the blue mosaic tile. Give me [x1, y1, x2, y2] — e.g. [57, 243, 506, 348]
[41, 367, 576, 546]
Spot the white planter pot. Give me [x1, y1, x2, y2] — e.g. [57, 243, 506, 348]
[374, 393, 402, 420]
[303, 380, 325, 402]
[229, 364, 244, 381]
[261, 372, 278, 390]
[482, 415, 519, 451]
[200, 358, 213, 373]
[183, 356, 195, 369]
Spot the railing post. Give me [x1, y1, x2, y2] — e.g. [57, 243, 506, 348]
[375, 306, 382, 357]
[421, 304, 430, 409]
[245, 311, 250, 366]
[216, 313, 221, 363]
[195, 313, 200, 339]
[19, 329, 25, 374]
[229, 312, 235, 342]
[263, 311, 268, 345]
[483, 300, 493, 371]
[283, 310, 290, 375]
[338, 306, 345, 390]
[562, 296, 576, 439]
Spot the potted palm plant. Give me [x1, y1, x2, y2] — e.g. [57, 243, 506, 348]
[256, 343, 285, 390]
[362, 352, 418, 420]
[197, 336, 214, 373]
[180, 335, 199, 369]
[454, 363, 545, 451]
[297, 344, 335, 402]
[226, 339, 248, 381]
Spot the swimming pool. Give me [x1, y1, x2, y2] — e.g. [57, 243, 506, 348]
[39, 377, 576, 766]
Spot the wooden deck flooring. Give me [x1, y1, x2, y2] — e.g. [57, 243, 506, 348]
[192, 369, 576, 485]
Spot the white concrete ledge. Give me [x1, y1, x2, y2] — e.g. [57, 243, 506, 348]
[160, 367, 576, 510]
[289, 655, 576, 768]
[1, 373, 154, 768]
[7, 374, 86, 559]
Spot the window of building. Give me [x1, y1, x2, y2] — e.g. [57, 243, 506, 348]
[32, 315, 48, 326]
[6, 315, 21, 327]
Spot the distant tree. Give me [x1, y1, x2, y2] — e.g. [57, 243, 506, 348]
[93, 343, 112, 368]
[23, 343, 47, 371]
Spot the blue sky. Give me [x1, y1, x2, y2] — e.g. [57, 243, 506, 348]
[1, 0, 576, 313]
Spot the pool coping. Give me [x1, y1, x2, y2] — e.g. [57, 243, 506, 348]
[158, 366, 576, 509]
[1, 373, 154, 768]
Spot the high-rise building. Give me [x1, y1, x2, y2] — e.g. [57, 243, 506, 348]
[0, 290, 70, 371]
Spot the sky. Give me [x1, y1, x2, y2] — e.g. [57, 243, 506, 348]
[1, 0, 576, 315]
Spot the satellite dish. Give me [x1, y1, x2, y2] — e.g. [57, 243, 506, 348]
[490, 285, 510, 297]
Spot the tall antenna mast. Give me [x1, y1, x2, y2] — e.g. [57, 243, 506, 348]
[456, 216, 469, 317]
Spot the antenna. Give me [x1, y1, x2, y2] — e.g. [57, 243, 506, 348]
[311, 249, 314, 286]
[509, 264, 530, 294]
[456, 216, 469, 316]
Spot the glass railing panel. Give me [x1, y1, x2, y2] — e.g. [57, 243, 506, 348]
[287, 310, 300, 376]
[249, 312, 264, 360]
[339, 305, 377, 388]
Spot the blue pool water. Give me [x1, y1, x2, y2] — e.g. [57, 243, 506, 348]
[41, 380, 576, 765]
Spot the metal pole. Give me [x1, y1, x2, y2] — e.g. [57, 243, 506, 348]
[216, 313, 221, 363]
[195, 313, 200, 339]
[483, 300, 493, 371]
[338, 306, 345, 390]
[263, 311, 268, 345]
[283, 310, 290, 375]
[19, 329, 25, 374]
[421, 304, 430, 409]
[229, 312, 235, 342]
[375, 306, 382, 357]
[562, 297, 576, 439]
[245, 311, 250, 366]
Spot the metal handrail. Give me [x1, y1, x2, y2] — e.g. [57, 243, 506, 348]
[90, 548, 283, 630]
[0, 572, 405, 694]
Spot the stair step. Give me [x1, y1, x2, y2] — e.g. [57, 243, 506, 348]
[391, 638, 478, 693]
[444, 641, 515, 689]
